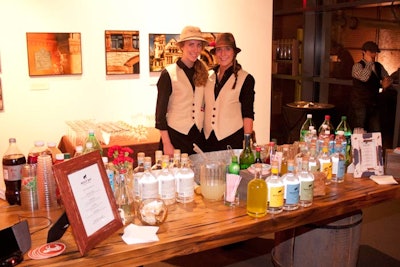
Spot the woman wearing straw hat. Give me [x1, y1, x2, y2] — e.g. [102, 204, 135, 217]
[155, 26, 209, 156]
[203, 32, 255, 151]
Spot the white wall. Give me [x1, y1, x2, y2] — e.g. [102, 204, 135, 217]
[0, 0, 272, 187]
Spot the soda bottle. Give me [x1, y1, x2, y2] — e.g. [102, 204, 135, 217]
[2, 138, 27, 205]
[335, 116, 352, 167]
[84, 129, 103, 156]
[27, 140, 46, 164]
[299, 114, 314, 141]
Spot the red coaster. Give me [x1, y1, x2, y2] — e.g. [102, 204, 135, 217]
[28, 242, 66, 260]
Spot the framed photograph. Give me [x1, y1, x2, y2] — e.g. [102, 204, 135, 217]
[52, 151, 123, 256]
[351, 132, 384, 178]
[26, 32, 82, 76]
[148, 32, 219, 72]
[105, 30, 140, 75]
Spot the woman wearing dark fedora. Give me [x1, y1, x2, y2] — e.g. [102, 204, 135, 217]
[155, 25, 209, 156]
[203, 32, 255, 151]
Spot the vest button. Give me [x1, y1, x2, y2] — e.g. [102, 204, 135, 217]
[213, 107, 216, 110]
[212, 121, 215, 125]
[212, 115, 215, 118]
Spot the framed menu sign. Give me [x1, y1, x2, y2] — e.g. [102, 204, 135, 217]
[351, 132, 384, 178]
[52, 151, 122, 255]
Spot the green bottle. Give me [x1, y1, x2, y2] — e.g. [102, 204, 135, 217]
[240, 134, 255, 170]
[228, 155, 240, 174]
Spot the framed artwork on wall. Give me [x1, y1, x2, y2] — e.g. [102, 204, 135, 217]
[148, 32, 219, 72]
[105, 30, 140, 75]
[26, 32, 82, 76]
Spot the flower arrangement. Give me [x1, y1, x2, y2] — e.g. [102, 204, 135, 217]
[107, 145, 134, 173]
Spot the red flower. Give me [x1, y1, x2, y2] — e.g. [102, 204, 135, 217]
[107, 145, 134, 172]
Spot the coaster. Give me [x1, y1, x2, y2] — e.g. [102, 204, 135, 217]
[28, 242, 66, 260]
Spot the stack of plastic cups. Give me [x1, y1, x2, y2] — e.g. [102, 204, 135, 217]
[36, 154, 58, 210]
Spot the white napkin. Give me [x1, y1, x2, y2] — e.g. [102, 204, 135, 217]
[370, 175, 398, 185]
[121, 223, 159, 244]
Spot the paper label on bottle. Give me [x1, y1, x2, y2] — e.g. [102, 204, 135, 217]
[268, 185, 284, 207]
[3, 165, 23, 181]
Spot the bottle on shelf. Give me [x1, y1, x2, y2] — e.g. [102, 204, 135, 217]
[84, 129, 103, 156]
[299, 114, 314, 142]
[175, 153, 195, 203]
[225, 154, 241, 206]
[266, 160, 284, 214]
[158, 155, 176, 205]
[282, 159, 300, 211]
[247, 163, 267, 218]
[2, 138, 27, 205]
[298, 157, 314, 207]
[139, 156, 159, 201]
[335, 116, 352, 167]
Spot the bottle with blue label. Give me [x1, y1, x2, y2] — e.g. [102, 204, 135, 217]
[103, 157, 115, 192]
[282, 159, 300, 211]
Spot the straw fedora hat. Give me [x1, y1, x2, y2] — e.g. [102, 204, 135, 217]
[177, 26, 208, 45]
[210, 33, 241, 55]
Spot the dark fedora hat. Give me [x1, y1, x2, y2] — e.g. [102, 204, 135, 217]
[362, 41, 380, 53]
[210, 33, 241, 55]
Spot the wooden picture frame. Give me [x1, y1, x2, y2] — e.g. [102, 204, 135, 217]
[26, 32, 82, 76]
[52, 151, 122, 256]
[351, 132, 384, 178]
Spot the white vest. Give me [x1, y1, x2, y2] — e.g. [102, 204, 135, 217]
[204, 69, 248, 140]
[165, 64, 205, 135]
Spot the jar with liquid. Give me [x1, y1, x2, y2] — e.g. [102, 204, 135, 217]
[200, 160, 226, 201]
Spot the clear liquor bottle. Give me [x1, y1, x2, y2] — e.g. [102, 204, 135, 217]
[139, 157, 159, 201]
[133, 152, 145, 203]
[151, 150, 163, 177]
[158, 155, 176, 205]
[318, 142, 332, 185]
[331, 139, 346, 183]
[247, 163, 267, 218]
[298, 157, 314, 207]
[115, 171, 134, 225]
[266, 160, 284, 214]
[175, 153, 195, 203]
[282, 159, 300, 211]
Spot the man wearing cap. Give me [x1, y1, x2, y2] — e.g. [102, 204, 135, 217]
[350, 41, 392, 132]
[203, 32, 255, 151]
[155, 26, 209, 155]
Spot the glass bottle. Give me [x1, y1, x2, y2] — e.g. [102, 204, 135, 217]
[225, 155, 241, 206]
[264, 141, 276, 165]
[170, 149, 181, 176]
[175, 153, 195, 203]
[308, 143, 320, 173]
[279, 144, 289, 175]
[139, 156, 158, 201]
[151, 150, 163, 176]
[255, 146, 262, 163]
[240, 134, 255, 169]
[103, 157, 115, 192]
[84, 129, 103, 156]
[282, 159, 300, 211]
[74, 145, 83, 157]
[299, 114, 314, 141]
[335, 116, 352, 167]
[133, 152, 145, 203]
[331, 139, 346, 183]
[318, 142, 332, 185]
[115, 171, 134, 225]
[247, 163, 267, 218]
[298, 157, 314, 207]
[83, 141, 95, 154]
[2, 138, 27, 205]
[158, 155, 176, 205]
[266, 160, 284, 214]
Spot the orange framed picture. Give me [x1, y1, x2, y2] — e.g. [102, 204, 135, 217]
[26, 32, 82, 76]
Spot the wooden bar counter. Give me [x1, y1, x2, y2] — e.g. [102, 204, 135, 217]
[1, 174, 399, 266]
